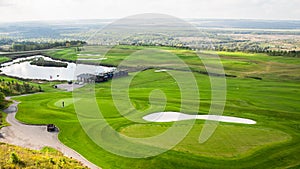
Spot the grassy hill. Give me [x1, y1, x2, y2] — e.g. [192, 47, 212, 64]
[0, 143, 88, 168]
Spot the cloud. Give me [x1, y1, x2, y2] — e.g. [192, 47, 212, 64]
[0, 0, 13, 7]
[0, 0, 299, 22]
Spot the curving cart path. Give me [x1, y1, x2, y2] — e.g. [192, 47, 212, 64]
[0, 97, 100, 169]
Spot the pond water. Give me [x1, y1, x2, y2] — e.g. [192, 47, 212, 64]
[0, 55, 114, 81]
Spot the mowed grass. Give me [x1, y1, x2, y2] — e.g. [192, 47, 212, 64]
[9, 46, 300, 168]
[202, 51, 300, 81]
[54, 98, 81, 108]
[120, 123, 290, 158]
[0, 56, 11, 63]
[45, 48, 78, 61]
[14, 65, 300, 169]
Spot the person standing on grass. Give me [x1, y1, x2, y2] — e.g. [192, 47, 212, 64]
[62, 101, 64, 108]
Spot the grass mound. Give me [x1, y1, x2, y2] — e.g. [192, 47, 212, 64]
[0, 143, 88, 168]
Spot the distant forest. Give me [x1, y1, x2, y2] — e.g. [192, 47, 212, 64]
[0, 40, 86, 52]
[120, 42, 300, 58]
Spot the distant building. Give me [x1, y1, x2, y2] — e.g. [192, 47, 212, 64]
[77, 74, 95, 83]
[77, 69, 128, 83]
[113, 70, 128, 77]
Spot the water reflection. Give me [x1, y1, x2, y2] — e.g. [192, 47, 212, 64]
[0, 55, 114, 81]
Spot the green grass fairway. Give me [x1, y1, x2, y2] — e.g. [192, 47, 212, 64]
[13, 46, 300, 168]
[45, 48, 78, 61]
[120, 123, 290, 158]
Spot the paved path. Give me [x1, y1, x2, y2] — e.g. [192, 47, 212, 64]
[0, 98, 100, 169]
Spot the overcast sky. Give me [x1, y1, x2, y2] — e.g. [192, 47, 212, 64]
[0, 0, 299, 23]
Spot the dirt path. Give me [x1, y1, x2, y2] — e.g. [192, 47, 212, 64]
[0, 98, 100, 169]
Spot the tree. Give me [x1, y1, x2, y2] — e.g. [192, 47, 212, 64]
[0, 91, 7, 109]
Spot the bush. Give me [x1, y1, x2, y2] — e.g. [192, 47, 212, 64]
[0, 112, 2, 125]
[9, 152, 21, 164]
[0, 79, 41, 96]
[0, 92, 8, 109]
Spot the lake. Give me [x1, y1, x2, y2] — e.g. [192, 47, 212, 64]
[0, 55, 114, 81]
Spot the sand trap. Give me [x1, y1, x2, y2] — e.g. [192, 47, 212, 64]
[143, 112, 256, 124]
[154, 69, 167, 73]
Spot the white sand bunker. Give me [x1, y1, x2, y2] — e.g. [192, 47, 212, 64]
[154, 69, 168, 73]
[143, 112, 256, 124]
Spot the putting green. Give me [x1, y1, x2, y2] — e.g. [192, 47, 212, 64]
[120, 124, 291, 158]
[54, 98, 81, 108]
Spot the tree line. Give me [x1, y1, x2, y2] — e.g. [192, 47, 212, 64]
[0, 79, 43, 127]
[0, 79, 42, 96]
[121, 42, 300, 58]
[208, 43, 300, 57]
[0, 40, 86, 52]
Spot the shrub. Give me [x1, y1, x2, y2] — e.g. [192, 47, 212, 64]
[9, 152, 22, 164]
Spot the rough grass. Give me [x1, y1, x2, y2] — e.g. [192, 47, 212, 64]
[0, 75, 61, 93]
[0, 143, 88, 168]
[0, 111, 9, 129]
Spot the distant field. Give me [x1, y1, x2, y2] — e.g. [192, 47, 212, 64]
[45, 48, 78, 61]
[45, 46, 300, 81]
[12, 46, 300, 168]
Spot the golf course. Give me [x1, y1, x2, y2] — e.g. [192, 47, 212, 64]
[3, 45, 300, 168]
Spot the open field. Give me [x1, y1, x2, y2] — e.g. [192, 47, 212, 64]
[10, 45, 300, 168]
